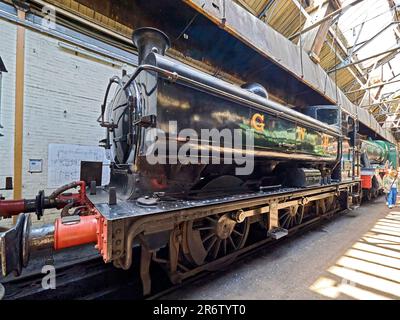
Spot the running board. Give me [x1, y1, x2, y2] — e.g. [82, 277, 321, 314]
[267, 227, 288, 240]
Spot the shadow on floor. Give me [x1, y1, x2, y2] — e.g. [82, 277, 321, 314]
[309, 209, 400, 299]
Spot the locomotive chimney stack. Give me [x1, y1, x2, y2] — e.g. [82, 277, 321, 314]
[132, 27, 171, 65]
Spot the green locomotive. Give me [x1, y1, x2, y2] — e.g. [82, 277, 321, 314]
[360, 139, 399, 200]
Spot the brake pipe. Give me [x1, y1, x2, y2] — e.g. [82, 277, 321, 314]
[0, 181, 87, 219]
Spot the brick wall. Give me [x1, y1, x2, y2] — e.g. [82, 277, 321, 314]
[0, 19, 135, 225]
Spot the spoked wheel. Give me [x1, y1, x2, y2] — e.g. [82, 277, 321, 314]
[279, 205, 304, 229]
[183, 213, 250, 267]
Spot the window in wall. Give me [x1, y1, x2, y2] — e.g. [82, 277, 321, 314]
[0, 56, 8, 137]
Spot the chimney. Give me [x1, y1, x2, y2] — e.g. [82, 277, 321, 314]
[132, 27, 171, 65]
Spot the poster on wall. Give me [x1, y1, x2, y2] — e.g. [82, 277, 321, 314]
[48, 143, 110, 188]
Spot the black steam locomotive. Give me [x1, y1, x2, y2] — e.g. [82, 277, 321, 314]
[0, 28, 360, 295]
[100, 28, 350, 203]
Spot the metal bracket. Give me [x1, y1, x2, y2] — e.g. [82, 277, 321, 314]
[35, 190, 45, 220]
[111, 220, 125, 260]
[138, 234, 153, 296]
[168, 226, 181, 285]
[268, 227, 288, 240]
[133, 114, 157, 128]
[267, 201, 288, 239]
[61, 215, 81, 224]
[268, 200, 279, 230]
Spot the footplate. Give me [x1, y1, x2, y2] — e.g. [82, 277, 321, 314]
[350, 193, 361, 210]
[267, 227, 288, 240]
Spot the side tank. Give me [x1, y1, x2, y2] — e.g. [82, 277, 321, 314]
[100, 28, 343, 200]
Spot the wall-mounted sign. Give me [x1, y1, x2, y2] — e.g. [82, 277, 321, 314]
[29, 159, 43, 173]
[47, 144, 110, 188]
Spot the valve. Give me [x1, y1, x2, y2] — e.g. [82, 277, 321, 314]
[35, 190, 45, 220]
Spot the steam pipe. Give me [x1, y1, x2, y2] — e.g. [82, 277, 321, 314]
[49, 181, 86, 200]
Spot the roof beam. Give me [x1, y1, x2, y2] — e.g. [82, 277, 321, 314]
[352, 22, 399, 55]
[363, 49, 400, 73]
[329, 46, 400, 73]
[288, 0, 364, 40]
[299, 0, 337, 62]
[346, 78, 400, 94]
[361, 97, 400, 108]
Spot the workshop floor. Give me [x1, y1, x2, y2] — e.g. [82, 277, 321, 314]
[163, 197, 400, 300]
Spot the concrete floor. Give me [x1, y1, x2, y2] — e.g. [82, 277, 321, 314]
[164, 197, 400, 300]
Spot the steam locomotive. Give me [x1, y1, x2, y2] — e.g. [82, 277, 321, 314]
[360, 139, 398, 200]
[103, 28, 343, 202]
[0, 28, 362, 295]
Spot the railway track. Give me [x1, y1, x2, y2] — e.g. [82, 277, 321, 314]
[0, 201, 359, 300]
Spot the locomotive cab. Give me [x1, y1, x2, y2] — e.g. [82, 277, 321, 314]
[302, 105, 358, 184]
[302, 105, 341, 129]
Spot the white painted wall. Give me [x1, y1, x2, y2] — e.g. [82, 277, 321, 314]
[0, 19, 135, 201]
[22, 30, 123, 198]
[0, 19, 16, 200]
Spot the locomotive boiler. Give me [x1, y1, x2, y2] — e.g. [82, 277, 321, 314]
[101, 27, 341, 203]
[0, 28, 361, 295]
[360, 139, 398, 168]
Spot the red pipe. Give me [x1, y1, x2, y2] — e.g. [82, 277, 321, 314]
[0, 200, 25, 218]
[54, 215, 98, 250]
[0, 180, 88, 218]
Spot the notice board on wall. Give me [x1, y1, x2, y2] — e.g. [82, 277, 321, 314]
[48, 144, 110, 188]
